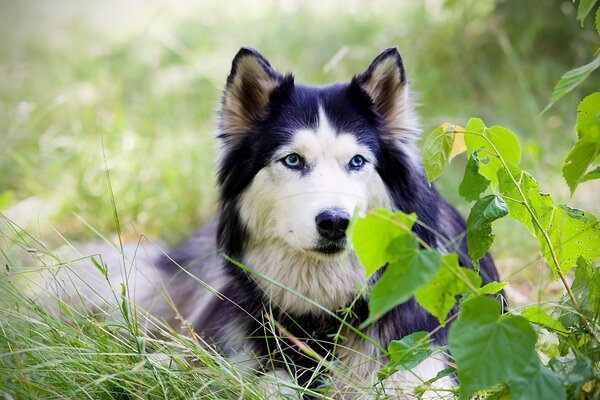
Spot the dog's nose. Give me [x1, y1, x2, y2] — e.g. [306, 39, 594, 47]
[315, 210, 351, 241]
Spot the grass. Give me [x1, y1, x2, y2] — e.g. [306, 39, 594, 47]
[1, 0, 599, 398]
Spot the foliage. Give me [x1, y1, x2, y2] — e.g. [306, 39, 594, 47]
[351, 9, 600, 392]
[1, 1, 600, 399]
[562, 93, 600, 194]
[352, 108, 600, 397]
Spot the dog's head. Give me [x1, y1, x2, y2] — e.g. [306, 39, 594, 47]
[217, 48, 419, 259]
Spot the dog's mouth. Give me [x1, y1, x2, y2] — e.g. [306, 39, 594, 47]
[312, 239, 347, 255]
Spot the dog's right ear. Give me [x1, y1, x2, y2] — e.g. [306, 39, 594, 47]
[219, 48, 290, 135]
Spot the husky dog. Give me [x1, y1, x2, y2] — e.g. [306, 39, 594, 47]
[50, 48, 499, 398]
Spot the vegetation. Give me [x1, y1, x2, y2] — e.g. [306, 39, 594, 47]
[1, 1, 599, 398]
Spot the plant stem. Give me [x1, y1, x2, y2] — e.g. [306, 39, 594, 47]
[457, 129, 596, 339]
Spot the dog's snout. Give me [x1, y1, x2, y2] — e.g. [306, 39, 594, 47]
[315, 210, 351, 241]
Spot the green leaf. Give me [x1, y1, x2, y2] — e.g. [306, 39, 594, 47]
[521, 305, 567, 334]
[465, 117, 485, 134]
[365, 250, 441, 326]
[575, 92, 600, 141]
[466, 195, 508, 268]
[563, 93, 600, 194]
[421, 366, 457, 386]
[557, 257, 600, 329]
[448, 297, 540, 399]
[475, 281, 508, 296]
[509, 365, 566, 400]
[498, 166, 555, 235]
[577, 0, 599, 23]
[381, 331, 432, 378]
[461, 281, 508, 305]
[91, 256, 108, 279]
[543, 56, 600, 113]
[549, 356, 596, 397]
[415, 254, 481, 326]
[545, 205, 600, 276]
[459, 150, 490, 201]
[422, 124, 456, 182]
[563, 139, 600, 194]
[497, 166, 599, 276]
[580, 165, 600, 182]
[352, 209, 417, 278]
[464, 123, 521, 187]
[120, 283, 130, 323]
[385, 234, 420, 262]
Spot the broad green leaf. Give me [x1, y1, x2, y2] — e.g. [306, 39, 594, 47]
[459, 150, 490, 201]
[574, 257, 600, 317]
[386, 234, 420, 262]
[352, 209, 416, 278]
[466, 195, 508, 268]
[415, 254, 481, 325]
[544, 204, 600, 276]
[557, 257, 600, 328]
[563, 92, 600, 195]
[563, 93, 600, 194]
[521, 305, 567, 334]
[448, 297, 540, 399]
[589, 263, 600, 318]
[498, 166, 555, 235]
[365, 250, 441, 326]
[577, 0, 599, 23]
[563, 139, 600, 194]
[422, 124, 457, 182]
[465, 117, 485, 134]
[496, 166, 599, 276]
[543, 56, 600, 112]
[575, 92, 600, 141]
[378, 331, 433, 380]
[549, 356, 596, 397]
[464, 123, 521, 187]
[509, 365, 566, 400]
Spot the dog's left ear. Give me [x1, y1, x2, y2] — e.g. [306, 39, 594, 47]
[353, 48, 417, 137]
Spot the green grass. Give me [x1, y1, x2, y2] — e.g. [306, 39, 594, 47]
[1, 0, 599, 398]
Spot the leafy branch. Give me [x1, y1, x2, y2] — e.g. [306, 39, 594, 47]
[452, 126, 597, 339]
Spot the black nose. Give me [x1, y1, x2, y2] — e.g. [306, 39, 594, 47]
[315, 210, 351, 241]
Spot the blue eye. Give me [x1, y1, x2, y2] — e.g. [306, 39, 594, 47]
[349, 155, 366, 170]
[281, 153, 304, 170]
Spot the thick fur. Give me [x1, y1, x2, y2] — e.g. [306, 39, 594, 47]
[184, 48, 497, 397]
[45, 48, 499, 399]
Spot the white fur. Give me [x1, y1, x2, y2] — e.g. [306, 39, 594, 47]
[238, 107, 391, 315]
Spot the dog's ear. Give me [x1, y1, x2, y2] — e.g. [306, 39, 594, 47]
[353, 48, 417, 138]
[220, 48, 290, 135]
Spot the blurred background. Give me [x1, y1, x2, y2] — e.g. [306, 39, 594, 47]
[1, 0, 598, 304]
